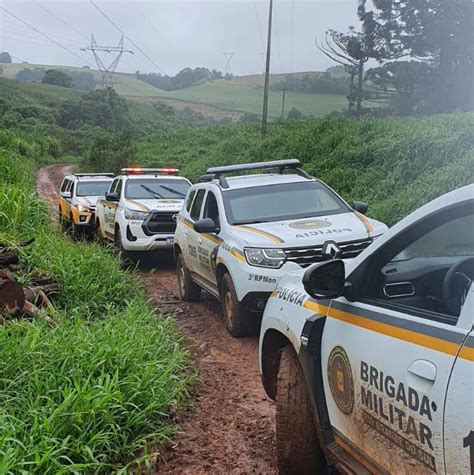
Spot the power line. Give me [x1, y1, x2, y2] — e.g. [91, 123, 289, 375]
[0, 7, 94, 68]
[0, 28, 85, 48]
[253, 0, 266, 52]
[291, 0, 295, 74]
[273, 1, 283, 74]
[31, 0, 89, 42]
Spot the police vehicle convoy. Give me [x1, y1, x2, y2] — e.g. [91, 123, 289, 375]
[59, 173, 114, 237]
[259, 184, 473, 474]
[95, 168, 191, 260]
[174, 159, 387, 337]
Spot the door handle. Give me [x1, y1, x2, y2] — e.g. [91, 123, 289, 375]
[408, 359, 437, 382]
[197, 237, 203, 244]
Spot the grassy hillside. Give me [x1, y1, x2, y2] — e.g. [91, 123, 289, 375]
[1, 63, 347, 118]
[135, 113, 474, 225]
[0, 129, 192, 472]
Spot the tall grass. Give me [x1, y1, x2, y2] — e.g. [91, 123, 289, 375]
[0, 129, 192, 472]
[136, 112, 474, 225]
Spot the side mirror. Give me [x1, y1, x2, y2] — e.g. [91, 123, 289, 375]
[353, 201, 368, 215]
[62, 191, 72, 199]
[303, 259, 345, 300]
[105, 192, 119, 202]
[194, 218, 219, 234]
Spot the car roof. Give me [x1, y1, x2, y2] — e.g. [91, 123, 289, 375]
[204, 173, 313, 190]
[64, 175, 113, 182]
[122, 174, 190, 181]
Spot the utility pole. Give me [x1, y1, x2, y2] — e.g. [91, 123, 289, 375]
[81, 35, 133, 89]
[280, 87, 286, 120]
[261, 0, 273, 136]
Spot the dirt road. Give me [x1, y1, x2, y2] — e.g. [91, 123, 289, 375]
[37, 164, 277, 474]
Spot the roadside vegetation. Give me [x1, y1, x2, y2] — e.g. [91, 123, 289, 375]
[0, 128, 193, 472]
[135, 112, 474, 225]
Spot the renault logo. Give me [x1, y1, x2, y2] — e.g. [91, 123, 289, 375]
[322, 240, 341, 259]
[172, 214, 178, 222]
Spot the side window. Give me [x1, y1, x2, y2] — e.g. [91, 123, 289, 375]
[60, 179, 69, 193]
[115, 179, 123, 198]
[190, 189, 206, 221]
[110, 179, 119, 193]
[360, 206, 474, 323]
[203, 191, 220, 226]
[68, 181, 75, 197]
[186, 190, 196, 212]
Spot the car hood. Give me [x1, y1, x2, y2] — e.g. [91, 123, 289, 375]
[230, 212, 387, 248]
[123, 198, 184, 212]
[77, 195, 102, 207]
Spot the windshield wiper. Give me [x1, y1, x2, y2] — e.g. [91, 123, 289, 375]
[140, 184, 164, 199]
[159, 185, 187, 198]
[236, 220, 265, 225]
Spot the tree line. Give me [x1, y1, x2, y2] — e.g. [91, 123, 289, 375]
[14, 67, 96, 91]
[319, 0, 473, 116]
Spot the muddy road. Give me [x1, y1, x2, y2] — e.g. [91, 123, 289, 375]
[37, 164, 277, 474]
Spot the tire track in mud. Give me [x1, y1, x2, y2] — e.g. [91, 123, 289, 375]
[37, 164, 277, 474]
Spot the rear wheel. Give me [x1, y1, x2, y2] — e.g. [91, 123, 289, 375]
[219, 273, 252, 337]
[176, 253, 200, 302]
[276, 346, 325, 474]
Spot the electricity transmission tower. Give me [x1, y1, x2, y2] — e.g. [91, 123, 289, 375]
[81, 35, 133, 88]
[223, 52, 234, 79]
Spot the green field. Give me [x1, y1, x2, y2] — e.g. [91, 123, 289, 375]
[1, 63, 347, 118]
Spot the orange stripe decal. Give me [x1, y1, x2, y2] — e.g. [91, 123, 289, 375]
[235, 225, 284, 244]
[354, 211, 375, 233]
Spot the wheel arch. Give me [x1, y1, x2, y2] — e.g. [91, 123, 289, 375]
[261, 328, 292, 400]
[216, 262, 230, 288]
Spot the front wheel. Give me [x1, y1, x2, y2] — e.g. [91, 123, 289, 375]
[176, 253, 200, 302]
[276, 346, 326, 474]
[115, 227, 135, 266]
[69, 215, 79, 239]
[219, 273, 252, 338]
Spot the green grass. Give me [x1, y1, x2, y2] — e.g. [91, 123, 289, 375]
[0, 128, 193, 472]
[1, 63, 347, 118]
[135, 112, 474, 225]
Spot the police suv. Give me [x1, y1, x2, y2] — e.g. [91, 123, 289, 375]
[174, 159, 387, 337]
[259, 184, 473, 474]
[95, 168, 191, 260]
[59, 173, 114, 237]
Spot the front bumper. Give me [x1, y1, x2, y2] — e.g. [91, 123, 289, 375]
[121, 222, 175, 251]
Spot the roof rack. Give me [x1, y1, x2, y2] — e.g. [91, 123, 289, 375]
[75, 173, 114, 177]
[121, 167, 180, 176]
[201, 159, 311, 188]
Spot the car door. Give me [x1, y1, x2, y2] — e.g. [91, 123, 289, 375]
[320, 202, 473, 474]
[59, 178, 71, 219]
[103, 178, 120, 236]
[443, 285, 473, 475]
[186, 188, 206, 275]
[193, 190, 222, 287]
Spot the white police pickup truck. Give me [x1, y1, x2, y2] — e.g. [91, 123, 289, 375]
[174, 159, 387, 336]
[259, 184, 474, 474]
[95, 168, 191, 261]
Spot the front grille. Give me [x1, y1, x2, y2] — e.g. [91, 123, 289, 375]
[283, 238, 373, 268]
[143, 211, 177, 235]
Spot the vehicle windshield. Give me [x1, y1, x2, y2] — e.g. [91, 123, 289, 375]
[125, 178, 190, 199]
[76, 181, 112, 197]
[223, 181, 350, 225]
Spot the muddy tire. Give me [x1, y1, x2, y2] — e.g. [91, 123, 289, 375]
[59, 210, 68, 232]
[177, 253, 200, 302]
[276, 346, 325, 474]
[219, 273, 251, 338]
[69, 214, 79, 239]
[115, 227, 135, 266]
[96, 219, 106, 244]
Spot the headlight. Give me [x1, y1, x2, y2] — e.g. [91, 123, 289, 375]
[244, 248, 286, 268]
[124, 208, 148, 220]
[77, 204, 89, 212]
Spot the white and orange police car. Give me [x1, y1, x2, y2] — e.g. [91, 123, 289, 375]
[259, 184, 473, 474]
[174, 159, 387, 337]
[95, 168, 191, 261]
[58, 173, 114, 237]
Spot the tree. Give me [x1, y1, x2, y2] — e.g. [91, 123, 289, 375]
[0, 66, 3, 77]
[358, 0, 474, 112]
[42, 69, 73, 88]
[0, 52, 12, 63]
[71, 71, 95, 91]
[287, 107, 303, 120]
[16, 68, 46, 82]
[317, 28, 378, 114]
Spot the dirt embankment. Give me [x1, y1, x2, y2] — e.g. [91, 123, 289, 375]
[37, 164, 277, 474]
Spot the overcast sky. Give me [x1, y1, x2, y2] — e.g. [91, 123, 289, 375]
[1, 0, 359, 76]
